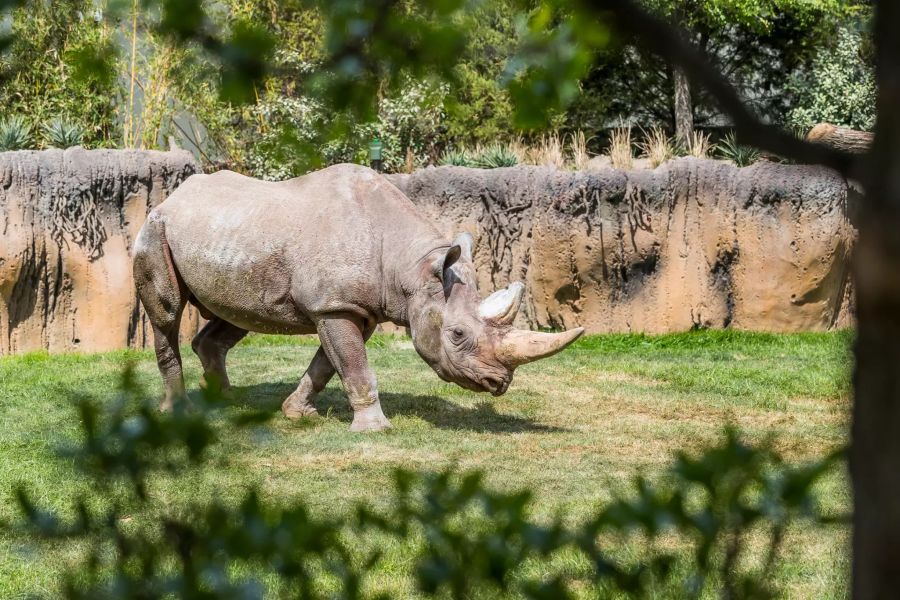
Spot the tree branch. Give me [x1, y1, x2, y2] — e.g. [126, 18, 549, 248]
[579, 0, 859, 177]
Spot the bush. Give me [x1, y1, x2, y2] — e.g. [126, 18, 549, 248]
[376, 79, 448, 173]
[9, 368, 843, 599]
[0, 1, 119, 148]
[242, 74, 447, 180]
[787, 28, 876, 133]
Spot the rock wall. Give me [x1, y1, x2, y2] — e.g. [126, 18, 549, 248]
[0, 148, 200, 355]
[388, 159, 855, 333]
[0, 154, 854, 356]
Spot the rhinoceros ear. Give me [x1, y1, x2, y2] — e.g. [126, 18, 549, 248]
[432, 243, 462, 287]
[452, 232, 473, 263]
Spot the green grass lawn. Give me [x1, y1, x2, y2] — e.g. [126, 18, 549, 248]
[0, 330, 853, 598]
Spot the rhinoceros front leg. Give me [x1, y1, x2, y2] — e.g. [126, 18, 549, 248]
[315, 315, 391, 432]
[282, 322, 377, 420]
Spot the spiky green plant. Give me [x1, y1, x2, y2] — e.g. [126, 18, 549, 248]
[473, 143, 518, 168]
[715, 132, 761, 167]
[44, 118, 85, 149]
[0, 116, 33, 151]
[440, 148, 475, 167]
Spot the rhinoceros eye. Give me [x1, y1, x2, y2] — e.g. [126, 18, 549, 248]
[448, 327, 466, 345]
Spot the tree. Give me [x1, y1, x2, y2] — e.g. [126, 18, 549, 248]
[787, 26, 877, 132]
[0, 0, 119, 147]
[578, 0, 862, 135]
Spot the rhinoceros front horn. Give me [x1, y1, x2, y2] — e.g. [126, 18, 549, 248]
[497, 327, 585, 367]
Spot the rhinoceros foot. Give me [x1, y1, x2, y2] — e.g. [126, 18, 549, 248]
[199, 374, 232, 398]
[350, 402, 392, 433]
[282, 393, 320, 419]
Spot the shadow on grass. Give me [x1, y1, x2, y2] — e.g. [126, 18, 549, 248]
[225, 382, 565, 434]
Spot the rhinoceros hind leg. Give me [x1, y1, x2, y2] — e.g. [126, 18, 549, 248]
[282, 346, 334, 419]
[191, 317, 248, 393]
[134, 219, 188, 412]
[315, 315, 391, 432]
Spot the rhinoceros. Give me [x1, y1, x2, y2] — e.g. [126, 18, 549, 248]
[133, 164, 583, 431]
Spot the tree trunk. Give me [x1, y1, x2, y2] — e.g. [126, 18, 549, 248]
[851, 1, 900, 598]
[672, 65, 693, 148]
[807, 123, 874, 155]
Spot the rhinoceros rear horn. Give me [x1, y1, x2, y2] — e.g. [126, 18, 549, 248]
[497, 327, 585, 367]
[478, 282, 524, 325]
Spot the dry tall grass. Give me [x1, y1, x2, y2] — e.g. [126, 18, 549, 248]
[687, 130, 712, 158]
[638, 126, 675, 167]
[529, 133, 566, 169]
[568, 130, 591, 170]
[508, 137, 529, 164]
[608, 127, 634, 169]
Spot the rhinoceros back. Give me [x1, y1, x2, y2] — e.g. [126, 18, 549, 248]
[153, 164, 438, 333]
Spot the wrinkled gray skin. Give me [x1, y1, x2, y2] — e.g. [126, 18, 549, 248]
[133, 164, 583, 432]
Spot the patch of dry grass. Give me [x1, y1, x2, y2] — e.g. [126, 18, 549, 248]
[567, 130, 592, 170]
[529, 132, 566, 169]
[638, 125, 675, 167]
[686, 130, 712, 158]
[608, 127, 634, 169]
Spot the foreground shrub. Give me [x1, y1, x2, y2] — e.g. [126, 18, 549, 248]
[9, 368, 843, 599]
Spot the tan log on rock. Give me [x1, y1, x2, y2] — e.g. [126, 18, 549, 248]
[807, 122, 873, 154]
[0, 148, 201, 355]
[388, 158, 856, 334]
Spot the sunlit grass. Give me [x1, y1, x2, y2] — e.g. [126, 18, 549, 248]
[0, 330, 852, 598]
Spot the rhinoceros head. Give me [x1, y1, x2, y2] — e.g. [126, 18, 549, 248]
[408, 233, 584, 396]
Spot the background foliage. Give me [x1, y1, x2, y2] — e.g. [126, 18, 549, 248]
[0, 0, 876, 175]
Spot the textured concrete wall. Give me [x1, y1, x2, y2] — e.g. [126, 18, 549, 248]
[0, 148, 201, 355]
[388, 159, 855, 333]
[0, 154, 855, 356]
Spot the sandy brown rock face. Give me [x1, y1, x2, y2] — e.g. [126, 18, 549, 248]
[0, 148, 200, 355]
[388, 158, 855, 333]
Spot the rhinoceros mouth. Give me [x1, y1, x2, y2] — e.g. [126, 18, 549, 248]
[481, 374, 510, 396]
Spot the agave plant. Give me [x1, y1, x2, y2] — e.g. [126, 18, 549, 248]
[473, 143, 518, 169]
[440, 148, 475, 167]
[715, 132, 760, 167]
[45, 118, 85, 149]
[0, 115, 33, 151]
